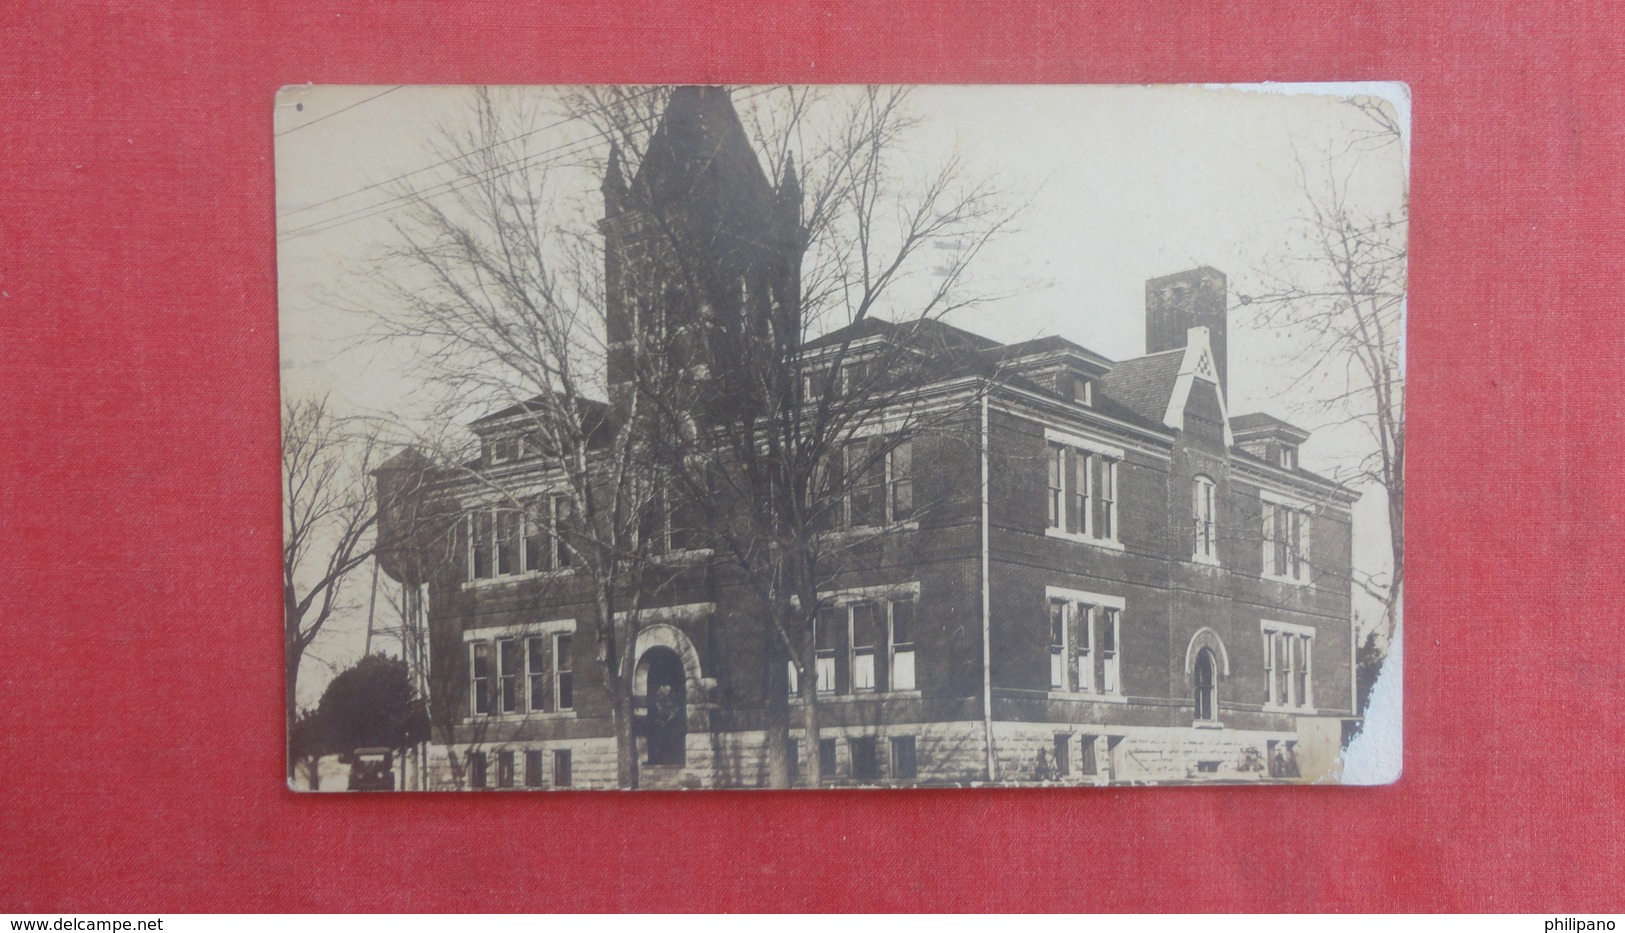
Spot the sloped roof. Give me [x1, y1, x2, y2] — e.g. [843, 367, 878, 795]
[1231, 411, 1311, 443]
[994, 334, 1115, 369]
[804, 316, 1001, 357]
[1094, 348, 1185, 424]
[632, 86, 775, 210]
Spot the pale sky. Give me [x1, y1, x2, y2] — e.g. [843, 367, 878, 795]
[276, 83, 1408, 703]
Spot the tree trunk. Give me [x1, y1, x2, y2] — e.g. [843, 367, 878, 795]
[764, 648, 791, 788]
[284, 644, 300, 782]
[800, 670, 822, 785]
[614, 688, 639, 790]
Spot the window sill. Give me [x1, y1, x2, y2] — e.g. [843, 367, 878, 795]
[1191, 553, 1221, 568]
[791, 690, 921, 705]
[1046, 690, 1128, 704]
[1261, 572, 1311, 588]
[1261, 704, 1317, 715]
[1193, 720, 1225, 730]
[462, 568, 574, 590]
[821, 521, 919, 545]
[650, 547, 714, 566]
[466, 710, 578, 724]
[1043, 528, 1125, 552]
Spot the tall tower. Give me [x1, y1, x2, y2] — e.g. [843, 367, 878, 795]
[600, 87, 803, 410]
[1145, 267, 1228, 398]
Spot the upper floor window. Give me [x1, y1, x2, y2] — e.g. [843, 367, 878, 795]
[845, 438, 914, 527]
[1261, 499, 1309, 584]
[640, 489, 702, 555]
[465, 495, 573, 583]
[488, 435, 521, 465]
[1192, 475, 1218, 564]
[1063, 373, 1092, 405]
[1045, 588, 1125, 698]
[1261, 621, 1314, 711]
[1045, 441, 1119, 544]
[1277, 446, 1297, 470]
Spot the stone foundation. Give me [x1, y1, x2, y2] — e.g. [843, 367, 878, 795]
[428, 716, 1345, 789]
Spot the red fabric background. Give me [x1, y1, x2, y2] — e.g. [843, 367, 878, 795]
[2, 1, 1621, 912]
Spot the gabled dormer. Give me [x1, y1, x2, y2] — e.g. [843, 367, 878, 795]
[1162, 325, 1233, 448]
[1231, 413, 1311, 471]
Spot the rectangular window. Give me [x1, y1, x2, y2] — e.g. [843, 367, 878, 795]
[490, 436, 518, 464]
[496, 750, 514, 788]
[1293, 636, 1309, 708]
[888, 442, 913, 522]
[553, 633, 573, 711]
[668, 493, 697, 552]
[1263, 501, 1309, 582]
[498, 637, 521, 714]
[471, 512, 493, 579]
[1100, 608, 1119, 694]
[850, 737, 880, 781]
[524, 750, 543, 787]
[1046, 443, 1119, 542]
[527, 636, 548, 713]
[851, 602, 877, 692]
[848, 440, 885, 526]
[470, 642, 491, 716]
[1288, 509, 1304, 579]
[1049, 590, 1125, 697]
[1079, 734, 1098, 775]
[1263, 631, 1276, 705]
[1094, 457, 1117, 540]
[553, 749, 572, 787]
[638, 490, 664, 554]
[468, 751, 487, 789]
[1071, 449, 1091, 535]
[1076, 605, 1094, 693]
[889, 598, 916, 691]
[818, 738, 837, 779]
[1053, 734, 1071, 777]
[891, 736, 917, 780]
[1275, 633, 1290, 705]
[496, 510, 521, 575]
[1049, 600, 1067, 690]
[523, 506, 546, 572]
[1193, 477, 1217, 561]
[552, 495, 573, 569]
[815, 609, 838, 694]
[1046, 444, 1064, 529]
[1262, 623, 1315, 710]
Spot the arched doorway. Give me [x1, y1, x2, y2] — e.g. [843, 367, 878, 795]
[642, 646, 687, 766]
[1194, 647, 1217, 721]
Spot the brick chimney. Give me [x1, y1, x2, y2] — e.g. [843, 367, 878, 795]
[1146, 267, 1228, 397]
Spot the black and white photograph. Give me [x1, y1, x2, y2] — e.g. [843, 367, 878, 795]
[277, 83, 1407, 791]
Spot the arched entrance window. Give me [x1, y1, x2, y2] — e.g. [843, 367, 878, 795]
[642, 646, 687, 766]
[1194, 647, 1217, 721]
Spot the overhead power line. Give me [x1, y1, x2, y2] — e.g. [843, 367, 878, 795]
[277, 85, 776, 243]
[276, 86, 403, 138]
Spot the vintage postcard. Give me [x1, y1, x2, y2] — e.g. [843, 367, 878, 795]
[277, 84, 1406, 791]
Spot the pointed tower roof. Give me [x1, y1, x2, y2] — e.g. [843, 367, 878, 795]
[632, 86, 774, 210]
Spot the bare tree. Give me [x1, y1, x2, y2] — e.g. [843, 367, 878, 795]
[282, 394, 402, 780]
[1242, 96, 1407, 647]
[361, 86, 1019, 789]
[363, 87, 672, 789]
[585, 86, 1022, 786]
